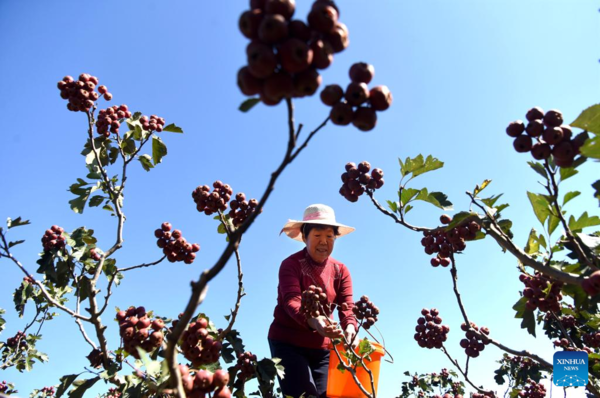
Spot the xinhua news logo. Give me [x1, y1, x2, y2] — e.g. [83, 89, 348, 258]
[553, 351, 588, 387]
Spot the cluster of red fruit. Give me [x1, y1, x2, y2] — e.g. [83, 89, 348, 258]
[116, 306, 165, 359]
[300, 285, 328, 318]
[57, 74, 111, 112]
[517, 380, 546, 398]
[228, 193, 260, 228]
[39, 386, 55, 397]
[421, 216, 480, 264]
[459, 322, 490, 358]
[0, 382, 9, 394]
[506, 107, 586, 168]
[322, 63, 392, 131]
[181, 317, 223, 366]
[96, 105, 132, 137]
[106, 388, 121, 398]
[234, 351, 258, 382]
[6, 331, 27, 349]
[581, 270, 600, 296]
[179, 365, 231, 398]
[339, 161, 384, 202]
[89, 248, 102, 261]
[140, 115, 166, 133]
[583, 332, 600, 348]
[414, 308, 450, 349]
[350, 295, 379, 330]
[86, 348, 103, 368]
[519, 273, 563, 312]
[472, 393, 495, 398]
[552, 338, 571, 349]
[155, 222, 200, 264]
[41, 225, 66, 251]
[238, 0, 349, 105]
[192, 181, 233, 215]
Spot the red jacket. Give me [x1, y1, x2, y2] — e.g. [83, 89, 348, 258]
[268, 248, 358, 349]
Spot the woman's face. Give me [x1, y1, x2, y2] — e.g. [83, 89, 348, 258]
[303, 226, 336, 263]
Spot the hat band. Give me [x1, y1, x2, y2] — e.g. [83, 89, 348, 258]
[303, 212, 330, 221]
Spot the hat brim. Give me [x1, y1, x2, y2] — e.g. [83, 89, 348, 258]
[280, 220, 355, 242]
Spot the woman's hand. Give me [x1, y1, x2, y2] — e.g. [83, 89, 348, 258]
[307, 316, 344, 339]
[344, 324, 358, 350]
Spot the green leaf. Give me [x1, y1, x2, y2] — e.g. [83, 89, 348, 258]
[7, 217, 30, 229]
[562, 284, 588, 309]
[581, 136, 600, 159]
[512, 297, 536, 337]
[563, 191, 581, 206]
[0, 308, 5, 333]
[571, 104, 600, 135]
[548, 214, 560, 236]
[481, 194, 503, 208]
[527, 161, 548, 179]
[386, 200, 398, 213]
[527, 192, 551, 227]
[239, 98, 260, 112]
[495, 203, 510, 214]
[400, 188, 420, 206]
[152, 135, 168, 165]
[399, 154, 444, 178]
[120, 137, 137, 155]
[56, 374, 81, 397]
[8, 240, 25, 248]
[415, 188, 453, 210]
[404, 204, 413, 214]
[162, 123, 183, 133]
[568, 212, 600, 232]
[68, 377, 100, 398]
[138, 154, 154, 171]
[445, 211, 475, 231]
[498, 219, 513, 238]
[88, 196, 105, 207]
[217, 222, 227, 235]
[559, 167, 579, 181]
[524, 229, 539, 255]
[473, 179, 492, 197]
[358, 338, 374, 356]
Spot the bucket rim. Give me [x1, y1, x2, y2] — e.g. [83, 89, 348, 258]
[329, 340, 385, 356]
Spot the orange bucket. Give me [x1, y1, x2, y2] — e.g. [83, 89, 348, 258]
[326, 341, 385, 398]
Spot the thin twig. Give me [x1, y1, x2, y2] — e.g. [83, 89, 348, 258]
[366, 190, 428, 232]
[441, 346, 493, 395]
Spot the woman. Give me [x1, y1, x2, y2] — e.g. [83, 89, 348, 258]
[268, 204, 358, 398]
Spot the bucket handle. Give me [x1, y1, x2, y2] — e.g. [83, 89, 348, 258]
[365, 324, 394, 364]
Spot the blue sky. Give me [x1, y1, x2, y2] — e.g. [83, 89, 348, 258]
[0, 1, 598, 397]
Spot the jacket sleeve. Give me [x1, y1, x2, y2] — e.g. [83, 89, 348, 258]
[279, 258, 310, 329]
[336, 263, 358, 330]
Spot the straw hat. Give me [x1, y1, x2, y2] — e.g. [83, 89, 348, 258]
[280, 204, 355, 242]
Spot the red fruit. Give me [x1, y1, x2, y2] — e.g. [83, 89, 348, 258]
[345, 162, 356, 172]
[431, 258, 441, 267]
[265, 0, 295, 20]
[116, 310, 127, 321]
[250, 0, 266, 9]
[358, 161, 371, 173]
[440, 214, 452, 224]
[239, 9, 264, 39]
[530, 143, 551, 160]
[161, 222, 172, 232]
[103, 93, 113, 101]
[213, 369, 230, 388]
[349, 62, 375, 84]
[308, 4, 338, 33]
[194, 369, 214, 391]
[263, 72, 294, 101]
[279, 38, 313, 73]
[525, 120, 544, 137]
[191, 243, 200, 252]
[330, 103, 353, 125]
[293, 68, 321, 97]
[582, 278, 600, 296]
[345, 82, 369, 106]
[327, 22, 349, 53]
[137, 318, 151, 329]
[552, 141, 575, 160]
[258, 14, 288, 44]
[543, 126, 564, 145]
[237, 66, 262, 96]
[526, 107, 544, 122]
[288, 19, 311, 41]
[246, 41, 277, 79]
[320, 84, 344, 106]
[371, 168, 383, 180]
[554, 155, 574, 168]
[352, 107, 377, 132]
[310, 39, 334, 69]
[369, 85, 392, 111]
[513, 135, 532, 153]
[543, 109, 563, 127]
[506, 120, 525, 137]
[213, 387, 232, 398]
[197, 318, 209, 329]
[151, 319, 165, 330]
